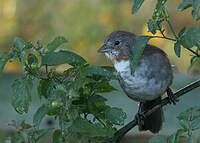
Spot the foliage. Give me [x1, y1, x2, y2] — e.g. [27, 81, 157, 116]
[0, 36, 126, 142]
[131, 0, 200, 142]
[149, 107, 200, 143]
[0, 0, 200, 142]
[130, 0, 200, 73]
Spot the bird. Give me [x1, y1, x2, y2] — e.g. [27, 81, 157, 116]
[98, 31, 175, 133]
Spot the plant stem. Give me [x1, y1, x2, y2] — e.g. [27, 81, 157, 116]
[166, 19, 178, 40]
[151, 35, 176, 41]
[186, 48, 200, 57]
[103, 79, 200, 143]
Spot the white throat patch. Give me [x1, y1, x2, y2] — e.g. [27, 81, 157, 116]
[114, 60, 130, 73]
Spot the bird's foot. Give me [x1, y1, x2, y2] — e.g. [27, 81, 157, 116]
[167, 88, 179, 105]
[135, 112, 145, 125]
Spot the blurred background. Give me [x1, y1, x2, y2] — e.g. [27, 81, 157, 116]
[0, 0, 200, 142]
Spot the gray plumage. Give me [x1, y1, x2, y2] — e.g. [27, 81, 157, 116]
[98, 31, 173, 133]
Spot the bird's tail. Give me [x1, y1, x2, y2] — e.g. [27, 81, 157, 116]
[138, 96, 163, 133]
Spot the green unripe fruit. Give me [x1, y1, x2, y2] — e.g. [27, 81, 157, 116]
[51, 101, 63, 108]
[31, 63, 37, 69]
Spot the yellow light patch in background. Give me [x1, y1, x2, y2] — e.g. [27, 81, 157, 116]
[4, 60, 21, 72]
[142, 24, 166, 47]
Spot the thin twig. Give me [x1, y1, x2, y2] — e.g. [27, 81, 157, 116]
[103, 79, 200, 143]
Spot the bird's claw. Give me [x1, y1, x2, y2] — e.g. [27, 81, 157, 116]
[167, 88, 179, 105]
[135, 112, 145, 125]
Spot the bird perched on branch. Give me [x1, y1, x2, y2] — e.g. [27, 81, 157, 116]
[98, 31, 175, 133]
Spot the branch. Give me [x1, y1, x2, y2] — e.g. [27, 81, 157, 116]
[104, 79, 200, 143]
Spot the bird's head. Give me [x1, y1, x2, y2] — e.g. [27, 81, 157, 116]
[98, 31, 136, 62]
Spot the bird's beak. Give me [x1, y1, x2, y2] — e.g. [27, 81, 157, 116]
[98, 44, 111, 53]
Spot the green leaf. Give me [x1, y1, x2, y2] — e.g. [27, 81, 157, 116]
[31, 128, 52, 141]
[41, 50, 87, 66]
[27, 53, 38, 65]
[175, 129, 186, 143]
[149, 135, 167, 143]
[147, 19, 158, 35]
[178, 27, 186, 37]
[0, 52, 10, 76]
[86, 65, 116, 79]
[47, 36, 67, 52]
[53, 130, 62, 143]
[12, 37, 26, 64]
[11, 77, 33, 114]
[95, 82, 117, 93]
[37, 79, 55, 99]
[179, 120, 190, 130]
[68, 119, 115, 137]
[130, 36, 151, 74]
[168, 134, 176, 143]
[174, 41, 181, 57]
[180, 27, 200, 48]
[177, 106, 200, 120]
[190, 56, 197, 65]
[88, 95, 107, 103]
[186, 135, 195, 143]
[21, 120, 32, 129]
[105, 107, 127, 125]
[177, 0, 192, 11]
[33, 104, 48, 127]
[132, 0, 145, 14]
[192, 0, 200, 20]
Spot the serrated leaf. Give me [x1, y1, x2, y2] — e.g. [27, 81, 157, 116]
[13, 37, 26, 64]
[180, 27, 200, 48]
[130, 36, 151, 74]
[53, 130, 62, 143]
[47, 36, 67, 52]
[11, 77, 33, 114]
[86, 65, 116, 79]
[147, 19, 158, 35]
[149, 135, 167, 143]
[88, 95, 107, 103]
[132, 0, 145, 14]
[41, 50, 87, 66]
[68, 119, 115, 137]
[33, 104, 48, 127]
[177, 0, 192, 11]
[174, 41, 181, 57]
[105, 107, 127, 125]
[177, 106, 200, 120]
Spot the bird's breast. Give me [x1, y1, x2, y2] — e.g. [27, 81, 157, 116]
[114, 59, 171, 102]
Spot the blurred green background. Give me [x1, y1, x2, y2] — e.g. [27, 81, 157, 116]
[0, 0, 200, 142]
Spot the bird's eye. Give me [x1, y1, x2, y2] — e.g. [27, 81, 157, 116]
[114, 41, 120, 46]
